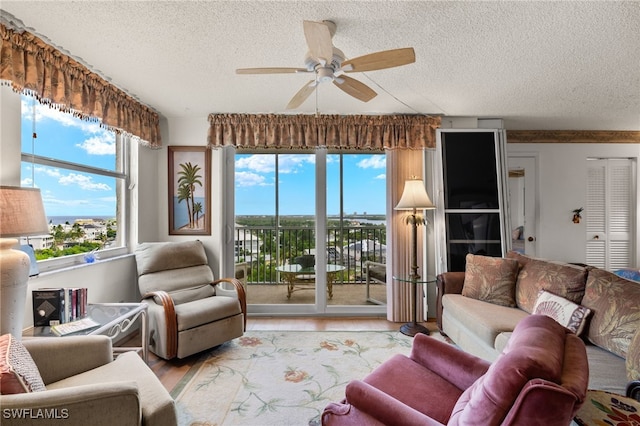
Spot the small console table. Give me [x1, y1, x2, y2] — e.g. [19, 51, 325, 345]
[393, 275, 436, 336]
[25, 302, 148, 363]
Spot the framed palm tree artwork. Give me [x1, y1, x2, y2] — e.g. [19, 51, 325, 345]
[168, 146, 211, 235]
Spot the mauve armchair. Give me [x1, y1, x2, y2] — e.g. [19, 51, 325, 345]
[322, 315, 588, 426]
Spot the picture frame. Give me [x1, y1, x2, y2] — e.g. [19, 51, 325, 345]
[168, 146, 211, 235]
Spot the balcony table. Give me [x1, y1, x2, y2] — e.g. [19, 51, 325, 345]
[276, 264, 346, 299]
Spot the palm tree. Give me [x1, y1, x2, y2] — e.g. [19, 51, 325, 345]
[177, 183, 193, 228]
[177, 162, 203, 229]
[193, 201, 203, 226]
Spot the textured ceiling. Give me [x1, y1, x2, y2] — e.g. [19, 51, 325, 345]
[1, 1, 639, 130]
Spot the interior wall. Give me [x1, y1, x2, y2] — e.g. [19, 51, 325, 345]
[506, 142, 640, 265]
[153, 116, 225, 277]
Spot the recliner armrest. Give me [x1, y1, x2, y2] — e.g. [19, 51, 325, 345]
[410, 334, 490, 391]
[0, 382, 140, 426]
[212, 277, 247, 331]
[436, 272, 465, 332]
[340, 380, 445, 426]
[22, 335, 113, 385]
[142, 290, 178, 359]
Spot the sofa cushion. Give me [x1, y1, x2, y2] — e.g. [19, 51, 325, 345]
[461, 254, 519, 307]
[507, 251, 588, 313]
[442, 294, 528, 349]
[533, 290, 591, 335]
[582, 267, 640, 358]
[0, 334, 46, 394]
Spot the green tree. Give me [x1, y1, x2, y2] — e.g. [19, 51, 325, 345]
[177, 183, 192, 228]
[193, 201, 203, 224]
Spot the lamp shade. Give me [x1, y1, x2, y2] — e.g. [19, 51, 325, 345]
[394, 179, 436, 210]
[0, 186, 49, 237]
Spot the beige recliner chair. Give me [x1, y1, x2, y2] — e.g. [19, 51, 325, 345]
[134, 240, 246, 360]
[0, 335, 176, 426]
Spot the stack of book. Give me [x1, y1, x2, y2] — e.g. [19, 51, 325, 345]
[32, 287, 89, 327]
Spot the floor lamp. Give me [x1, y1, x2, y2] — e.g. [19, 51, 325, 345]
[0, 186, 49, 339]
[394, 178, 436, 336]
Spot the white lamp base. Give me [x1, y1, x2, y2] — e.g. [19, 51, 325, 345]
[0, 238, 30, 340]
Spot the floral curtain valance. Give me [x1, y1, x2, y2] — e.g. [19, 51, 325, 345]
[207, 113, 441, 151]
[0, 23, 161, 147]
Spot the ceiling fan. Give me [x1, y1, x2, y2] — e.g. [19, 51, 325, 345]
[236, 20, 416, 109]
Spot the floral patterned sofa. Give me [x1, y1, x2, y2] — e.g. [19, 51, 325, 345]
[436, 251, 640, 396]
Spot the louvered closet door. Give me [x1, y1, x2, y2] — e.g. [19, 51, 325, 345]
[586, 158, 634, 269]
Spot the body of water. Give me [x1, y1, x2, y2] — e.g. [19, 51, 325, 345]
[47, 216, 115, 225]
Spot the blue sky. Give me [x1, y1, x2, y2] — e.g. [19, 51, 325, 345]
[21, 95, 386, 218]
[235, 153, 386, 216]
[21, 95, 117, 217]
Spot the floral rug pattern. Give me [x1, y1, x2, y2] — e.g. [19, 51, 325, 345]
[171, 330, 431, 425]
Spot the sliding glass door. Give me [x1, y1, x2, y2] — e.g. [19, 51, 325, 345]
[234, 150, 387, 314]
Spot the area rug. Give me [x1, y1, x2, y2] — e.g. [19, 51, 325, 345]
[172, 330, 447, 426]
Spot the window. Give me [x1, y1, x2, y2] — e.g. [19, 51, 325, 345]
[20, 95, 128, 270]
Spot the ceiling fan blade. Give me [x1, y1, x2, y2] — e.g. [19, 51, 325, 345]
[286, 80, 316, 109]
[342, 47, 415, 72]
[303, 20, 334, 64]
[333, 75, 377, 102]
[236, 67, 309, 74]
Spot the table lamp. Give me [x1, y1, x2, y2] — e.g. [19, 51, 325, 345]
[0, 186, 49, 339]
[394, 178, 436, 336]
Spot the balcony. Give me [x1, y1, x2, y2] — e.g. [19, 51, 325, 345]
[234, 225, 387, 305]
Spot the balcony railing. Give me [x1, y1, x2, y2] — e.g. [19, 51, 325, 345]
[234, 225, 386, 285]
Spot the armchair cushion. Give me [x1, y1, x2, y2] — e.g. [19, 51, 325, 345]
[175, 296, 243, 331]
[0, 334, 45, 394]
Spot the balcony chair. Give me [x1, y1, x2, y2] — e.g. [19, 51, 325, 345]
[134, 240, 246, 360]
[322, 314, 588, 426]
[364, 260, 386, 305]
[0, 334, 176, 426]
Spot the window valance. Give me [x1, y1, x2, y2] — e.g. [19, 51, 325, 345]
[0, 23, 161, 147]
[207, 113, 440, 151]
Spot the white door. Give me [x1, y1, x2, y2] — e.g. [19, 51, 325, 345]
[586, 158, 635, 269]
[507, 156, 537, 256]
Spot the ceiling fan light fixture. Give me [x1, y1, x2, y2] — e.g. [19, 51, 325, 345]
[317, 67, 334, 83]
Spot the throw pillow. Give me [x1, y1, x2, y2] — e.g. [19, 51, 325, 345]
[533, 290, 592, 335]
[507, 251, 588, 313]
[462, 253, 519, 307]
[582, 268, 640, 358]
[627, 328, 640, 381]
[0, 334, 46, 394]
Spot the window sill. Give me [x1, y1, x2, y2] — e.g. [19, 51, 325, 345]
[33, 249, 133, 277]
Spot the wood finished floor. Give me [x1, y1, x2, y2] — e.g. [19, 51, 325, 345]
[133, 317, 435, 392]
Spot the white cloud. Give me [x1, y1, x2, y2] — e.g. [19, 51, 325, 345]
[236, 171, 271, 187]
[375, 173, 386, 180]
[21, 98, 102, 133]
[58, 173, 111, 191]
[35, 166, 62, 178]
[357, 156, 385, 169]
[76, 134, 116, 155]
[236, 155, 275, 173]
[235, 154, 314, 175]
